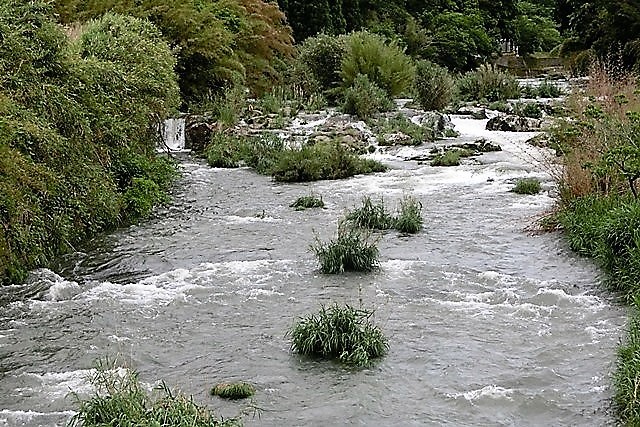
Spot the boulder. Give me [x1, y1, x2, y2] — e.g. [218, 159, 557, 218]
[185, 115, 216, 152]
[486, 115, 542, 132]
[456, 106, 488, 119]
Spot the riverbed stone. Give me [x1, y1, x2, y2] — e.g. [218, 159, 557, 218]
[486, 115, 542, 132]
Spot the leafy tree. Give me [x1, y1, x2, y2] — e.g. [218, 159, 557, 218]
[428, 12, 495, 71]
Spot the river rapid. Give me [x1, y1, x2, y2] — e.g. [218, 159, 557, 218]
[0, 115, 627, 426]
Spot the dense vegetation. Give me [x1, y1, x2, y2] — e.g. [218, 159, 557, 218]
[0, 2, 179, 284]
[549, 66, 640, 423]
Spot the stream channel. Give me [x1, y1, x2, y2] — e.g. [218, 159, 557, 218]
[0, 112, 628, 426]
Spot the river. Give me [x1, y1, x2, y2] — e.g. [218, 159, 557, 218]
[0, 115, 626, 426]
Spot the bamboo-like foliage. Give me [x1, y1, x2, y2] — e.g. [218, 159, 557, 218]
[289, 304, 388, 367]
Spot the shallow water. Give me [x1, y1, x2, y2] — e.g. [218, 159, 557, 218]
[0, 116, 626, 426]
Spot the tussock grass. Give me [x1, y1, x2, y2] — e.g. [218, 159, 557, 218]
[70, 360, 241, 427]
[345, 196, 395, 230]
[394, 196, 423, 233]
[430, 149, 462, 166]
[512, 178, 542, 195]
[290, 195, 324, 210]
[210, 382, 255, 400]
[289, 304, 388, 367]
[345, 195, 423, 233]
[311, 226, 379, 274]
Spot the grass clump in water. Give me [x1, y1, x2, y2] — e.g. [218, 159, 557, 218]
[205, 133, 386, 183]
[430, 149, 463, 166]
[290, 194, 325, 210]
[70, 360, 240, 427]
[210, 382, 255, 400]
[345, 196, 395, 230]
[311, 225, 379, 274]
[394, 196, 423, 233]
[289, 304, 388, 367]
[512, 178, 542, 195]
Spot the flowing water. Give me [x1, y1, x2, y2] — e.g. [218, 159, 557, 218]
[0, 116, 627, 426]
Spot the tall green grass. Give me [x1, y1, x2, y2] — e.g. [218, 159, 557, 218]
[289, 304, 388, 367]
[311, 226, 380, 274]
[70, 362, 241, 427]
[394, 196, 423, 233]
[345, 195, 423, 233]
[345, 196, 395, 230]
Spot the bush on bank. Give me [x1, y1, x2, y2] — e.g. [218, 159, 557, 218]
[0, 2, 179, 284]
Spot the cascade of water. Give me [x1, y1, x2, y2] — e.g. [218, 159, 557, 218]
[159, 118, 186, 152]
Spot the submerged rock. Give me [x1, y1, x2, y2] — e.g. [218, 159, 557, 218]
[486, 115, 542, 132]
[456, 106, 488, 119]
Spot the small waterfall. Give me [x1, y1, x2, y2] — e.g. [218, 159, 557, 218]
[159, 117, 186, 152]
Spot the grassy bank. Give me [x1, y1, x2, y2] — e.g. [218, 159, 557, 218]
[550, 65, 640, 423]
[0, 3, 179, 284]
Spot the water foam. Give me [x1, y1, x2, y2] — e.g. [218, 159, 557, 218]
[450, 385, 514, 401]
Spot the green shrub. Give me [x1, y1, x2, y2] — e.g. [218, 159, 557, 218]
[431, 149, 462, 166]
[289, 304, 388, 367]
[345, 197, 395, 230]
[311, 226, 380, 274]
[514, 102, 543, 119]
[0, 4, 179, 284]
[205, 131, 251, 168]
[394, 196, 423, 233]
[341, 74, 394, 119]
[413, 60, 454, 111]
[210, 382, 255, 400]
[372, 114, 429, 145]
[290, 195, 325, 210]
[511, 178, 542, 194]
[70, 361, 241, 427]
[297, 33, 348, 94]
[536, 80, 564, 98]
[457, 64, 520, 102]
[270, 142, 386, 182]
[488, 101, 512, 113]
[341, 31, 415, 98]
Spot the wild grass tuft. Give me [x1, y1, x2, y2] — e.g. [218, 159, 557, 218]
[311, 225, 380, 274]
[430, 149, 462, 166]
[394, 196, 423, 233]
[69, 360, 241, 427]
[289, 304, 388, 367]
[345, 196, 395, 230]
[210, 382, 255, 400]
[512, 178, 542, 195]
[290, 195, 325, 210]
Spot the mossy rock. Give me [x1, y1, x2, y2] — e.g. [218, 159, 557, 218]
[210, 382, 256, 400]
